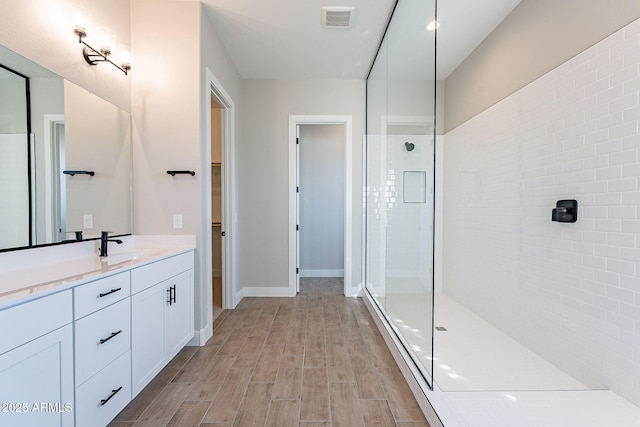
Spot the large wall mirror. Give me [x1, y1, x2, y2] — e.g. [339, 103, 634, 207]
[0, 45, 132, 251]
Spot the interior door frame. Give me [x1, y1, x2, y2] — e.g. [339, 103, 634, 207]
[288, 115, 354, 297]
[201, 68, 236, 344]
[42, 114, 65, 243]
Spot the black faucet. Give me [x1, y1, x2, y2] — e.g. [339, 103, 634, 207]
[62, 230, 83, 243]
[100, 231, 123, 257]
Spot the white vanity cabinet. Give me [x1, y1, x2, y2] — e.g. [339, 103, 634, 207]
[131, 252, 194, 396]
[0, 291, 74, 427]
[0, 246, 195, 427]
[73, 272, 131, 427]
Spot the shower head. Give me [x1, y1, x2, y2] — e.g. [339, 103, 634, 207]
[405, 141, 415, 152]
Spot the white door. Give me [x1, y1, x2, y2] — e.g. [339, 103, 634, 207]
[165, 270, 195, 359]
[131, 283, 166, 396]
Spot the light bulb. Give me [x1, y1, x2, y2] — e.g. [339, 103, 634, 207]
[425, 20, 439, 31]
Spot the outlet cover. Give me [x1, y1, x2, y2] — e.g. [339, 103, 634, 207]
[83, 214, 93, 229]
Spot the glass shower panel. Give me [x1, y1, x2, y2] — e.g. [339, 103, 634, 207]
[365, 30, 388, 311]
[365, 0, 436, 387]
[364, 134, 387, 308]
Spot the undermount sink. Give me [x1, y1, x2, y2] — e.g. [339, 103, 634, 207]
[100, 249, 164, 264]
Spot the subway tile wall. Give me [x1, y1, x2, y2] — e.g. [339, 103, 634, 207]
[443, 18, 640, 405]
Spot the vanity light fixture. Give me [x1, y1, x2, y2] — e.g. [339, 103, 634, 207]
[73, 26, 131, 75]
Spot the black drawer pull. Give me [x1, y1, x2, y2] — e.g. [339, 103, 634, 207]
[98, 288, 122, 298]
[99, 386, 123, 406]
[99, 330, 122, 344]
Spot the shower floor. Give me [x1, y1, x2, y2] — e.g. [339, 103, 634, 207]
[379, 291, 590, 391]
[374, 291, 640, 425]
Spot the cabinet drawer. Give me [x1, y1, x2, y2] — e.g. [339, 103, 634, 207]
[74, 272, 130, 319]
[75, 298, 131, 386]
[0, 290, 72, 355]
[75, 350, 131, 427]
[131, 252, 194, 294]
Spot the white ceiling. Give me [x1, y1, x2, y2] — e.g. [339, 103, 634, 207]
[197, 0, 522, 80]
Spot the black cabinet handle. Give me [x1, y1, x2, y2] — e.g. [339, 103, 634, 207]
[99, 330, 122, 344]
[98, 288, 122, 298]
[167, 285, 177, 305]
[99, 386, 123, 406]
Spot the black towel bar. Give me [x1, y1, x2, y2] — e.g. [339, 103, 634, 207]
[63, 170, 95, 176]
[167, 170, 196, 176]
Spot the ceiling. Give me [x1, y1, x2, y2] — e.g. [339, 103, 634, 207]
[196, 0, 522, 80]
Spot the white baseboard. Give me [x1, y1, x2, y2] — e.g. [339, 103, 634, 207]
[187, 323, 213, 346]
[241, 286, 292, 297]
[299, 269, 344, 278]
[234, 288, 244, 306]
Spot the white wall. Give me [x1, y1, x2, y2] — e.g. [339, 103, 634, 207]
[443, 18, 640, 406]
[0, 0, 131, 112]
[299, 124, 345, 277]
[239, 79, 365, 291]
[131, 0, 243, 339]
[64, 81, 131, 238]
[131, 0, 203, 338]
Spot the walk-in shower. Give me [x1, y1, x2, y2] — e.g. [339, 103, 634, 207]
[364, 1, 640, 425]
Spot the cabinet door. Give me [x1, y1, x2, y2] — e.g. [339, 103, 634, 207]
[131, 283, 166, 397]
[165, 270, 194, 361]
[0, 324, 73, 427]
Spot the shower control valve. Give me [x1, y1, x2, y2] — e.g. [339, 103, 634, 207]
[552, 200, 577, 223]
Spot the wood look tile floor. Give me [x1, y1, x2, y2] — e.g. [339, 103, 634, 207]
[109, 278, 430, 427]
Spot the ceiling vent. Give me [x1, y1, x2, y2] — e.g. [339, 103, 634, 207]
[321, 7, 355, 29]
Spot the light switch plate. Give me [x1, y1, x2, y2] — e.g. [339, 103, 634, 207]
[83, 214, 93, 229]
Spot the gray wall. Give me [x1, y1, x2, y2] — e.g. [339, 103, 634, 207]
[238, 79, 365, 291]
[299, 124, 345, 277]
[444, 0, 640, 132]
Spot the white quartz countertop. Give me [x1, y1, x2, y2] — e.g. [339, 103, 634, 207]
[0, 235, 195, 309]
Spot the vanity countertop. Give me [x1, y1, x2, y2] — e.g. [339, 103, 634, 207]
[0, 236, 196, 310]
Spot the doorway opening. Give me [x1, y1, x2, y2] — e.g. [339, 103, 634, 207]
[201, 68, 236, 345]
[42, 115, 65, 244]
[298, 124, 345, 280]
[288, 115, 355, 297]
[211, 98, 224, 323]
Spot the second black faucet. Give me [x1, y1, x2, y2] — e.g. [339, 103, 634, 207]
[100, 231, 123, 257]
